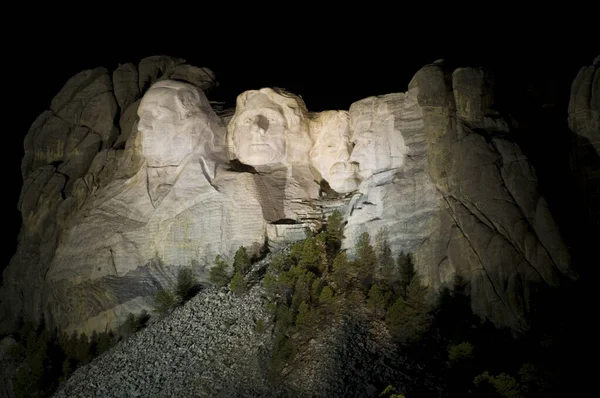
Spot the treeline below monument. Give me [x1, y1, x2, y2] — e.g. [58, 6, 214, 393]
[4, 211, 588, 397]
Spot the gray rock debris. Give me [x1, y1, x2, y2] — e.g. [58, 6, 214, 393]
[52, 284, 274, 398]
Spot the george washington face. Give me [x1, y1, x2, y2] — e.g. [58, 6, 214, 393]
[138, 81, 210, 167]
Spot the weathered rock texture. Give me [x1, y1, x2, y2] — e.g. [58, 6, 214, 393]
[568, 56, 599, 155]
[53, 283, 274, 398]
[408, 62, 575, 331]
[344, 61, 576, 331]
[1, 56, 579, 337]
[1, 56, 217, 335]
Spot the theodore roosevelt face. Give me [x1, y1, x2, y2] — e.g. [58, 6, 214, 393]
[309, 111, 360, 193]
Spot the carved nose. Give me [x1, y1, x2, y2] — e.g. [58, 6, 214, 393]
[138, 119, 152, 131]
[251, 115, 269, 136]
[349, 149, 361, 162]
[138, 112, 152, 130]
[330, 162, 349, 173]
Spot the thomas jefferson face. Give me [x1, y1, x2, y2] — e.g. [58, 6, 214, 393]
[138, 86, 204, 167]
[230, 93, 288, 166]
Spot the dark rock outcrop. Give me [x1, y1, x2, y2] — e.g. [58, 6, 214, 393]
[568, 55, 599, 155]
[408, 63, 576, 331]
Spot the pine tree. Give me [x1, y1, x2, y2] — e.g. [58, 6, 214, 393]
[447, 342, 474, 367]
[95, 331, 113, 356]
[310, 278, 324, 303]
[331, 252, 352, 292]
[89, 331, 99, 357]
[291, 272, 314, 312]
[318, 286, 336, 316]
[473, 371, 523, 398]
[269, 252, 287, 273]
[61, 358, 74, 382]
[210, 255, 230, 287]
[230, 271, 247, 295]
[154, 288, 176, 314]
[276, 305, 294, 331]
[297, 237, 324, 275]
[175, 267, 199, 302]
[355, 232, 376, 291]
[75, 333, 91, 365]
[233, 246, 252, 275]
[356, 232, 376, 270]
[375, 231, 396, 280]
[295, 301, 312, 329]
[64, 331, 79, 361]
[385, 275, 431, 344]
[263, 272, 278, 297]
[323, 210, 344, 264]
[367, 283, 392, 318]
[397, 251, 415, 299]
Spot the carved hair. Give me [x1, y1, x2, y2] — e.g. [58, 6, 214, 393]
[142, 79, 226, 159]
[147, 79, 210, 119]
[309, 110, 350, 141]
[230, 87, 309, 130]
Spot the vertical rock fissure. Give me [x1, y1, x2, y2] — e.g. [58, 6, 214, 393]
[440, 192, 519, 322]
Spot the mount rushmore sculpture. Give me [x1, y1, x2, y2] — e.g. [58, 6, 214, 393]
[1, 55, 585, 335]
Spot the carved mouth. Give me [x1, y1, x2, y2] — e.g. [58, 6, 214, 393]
[331, 171, 357, 178]
[330, 162, 358, 175]
[249, 144, 272, 151]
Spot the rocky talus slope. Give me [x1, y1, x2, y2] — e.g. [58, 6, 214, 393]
[51, 253, 440, 398]
[53, 283, 274, 398]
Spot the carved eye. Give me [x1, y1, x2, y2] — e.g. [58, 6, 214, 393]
[268, 116, 279, 124]
[243, 118, 253, 125]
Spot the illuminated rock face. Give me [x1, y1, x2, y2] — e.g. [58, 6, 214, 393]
[1, 56, 217, 336]
[1, 57, 580, 336]
[309, 110, 360, 193]
[41, 80, 268, 333]
[343, 89, 445, 294]
[227, 88, 320, 236]
[228, 88, 312, 167]
[349, 97, 408, 180]
[138, 80, 211, 168]
[568, 57, 599, 155]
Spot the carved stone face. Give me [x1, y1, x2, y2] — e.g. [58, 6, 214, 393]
[229, 89, 311, 167]
[310, 111, 359, 193]
[349, 102, 407, 180]
[138, 83, 204, 167]
[231, 96, 288, 165]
